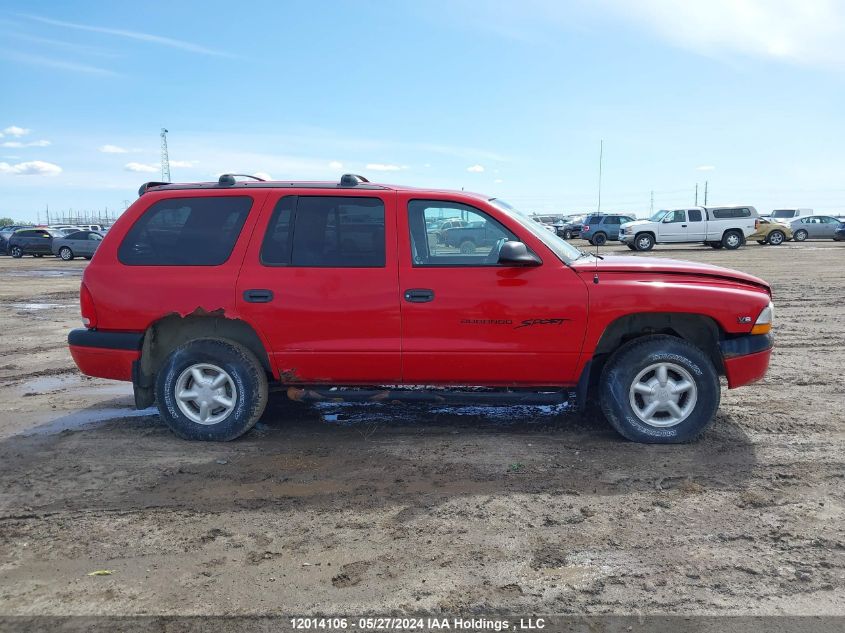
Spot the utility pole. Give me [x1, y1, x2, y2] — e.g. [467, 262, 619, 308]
[160, 128, 171, 183]
[704, 180, 709, 205]
[695, 183, 699, 206]
[597, 140, 603, 213]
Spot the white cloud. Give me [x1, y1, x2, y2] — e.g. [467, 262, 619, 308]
[0, 160, 62, 176]
[328, 160, 343, 169]
[3, 52, 117, 75]
[99, 144, 128, 153]
[3, 126, 30, 137]
[366, 163, 406, 171]
[169, 159, 198, 168]
[1, 140, 50, 148]
[467, 164, 485, 173]
[601, 0, 845, 66]
[494, 178, 504, 183]
[124, 162, 158, 173]
[696, 165, 716, 171]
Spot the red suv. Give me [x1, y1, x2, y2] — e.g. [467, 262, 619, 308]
[68, 174, 774, 444]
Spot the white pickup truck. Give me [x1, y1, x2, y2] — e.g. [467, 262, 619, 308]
[619, 206, 760, 251]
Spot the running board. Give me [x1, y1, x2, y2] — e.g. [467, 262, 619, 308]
[286, 386, 575, 407]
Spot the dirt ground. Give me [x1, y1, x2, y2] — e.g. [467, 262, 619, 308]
[0, 241, 842, 618]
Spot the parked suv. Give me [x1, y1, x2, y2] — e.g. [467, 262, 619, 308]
[620, 206, 759, 251]
[68, 174, 774, 444]
[580, 214, 636, 246]
[8, 228, 60, 258]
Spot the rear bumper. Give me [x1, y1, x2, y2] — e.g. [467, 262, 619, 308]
[720, 333, 773, 388]
[68, 328, 143, 382]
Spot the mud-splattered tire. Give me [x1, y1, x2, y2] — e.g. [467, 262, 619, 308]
[599, 335, 720, 444]
[155, 338, 268, 441]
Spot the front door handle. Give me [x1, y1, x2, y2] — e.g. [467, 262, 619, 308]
[404, 288, 434, 303]
[681, 224, 688, 227]
[243, 289, 274, 303]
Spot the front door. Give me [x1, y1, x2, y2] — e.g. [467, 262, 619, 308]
[398, 196, 589, 386]
[658, 210, 689, 242]
[236, 191, 402, 384]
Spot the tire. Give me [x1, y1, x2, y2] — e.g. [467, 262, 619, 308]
[563, 229, 573, 240]
[599, 335, 720, 444]
[459, 240, 476, 254]
[707, 241, 723, 249]
[793, 229, 808, 242]
[767, 230, 785, 246]
[10, 246, 22, 258]
[634, 233, 655, 251]
[33, 253, 43, 258]
[155, 338, 268, 441]
[591, 232, 607, 246]
[722, 230, 743, 249]
[756, 240, 768, 245]
[59, 246, 74, 261]
[626, 244, 637, 250]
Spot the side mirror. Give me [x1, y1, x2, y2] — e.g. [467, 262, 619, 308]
[498, 240, 541, 267]
[662, 216, 673, 223]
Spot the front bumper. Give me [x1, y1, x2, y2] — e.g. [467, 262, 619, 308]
[719, 333, 773, 388]
[68, 328, 143, 382]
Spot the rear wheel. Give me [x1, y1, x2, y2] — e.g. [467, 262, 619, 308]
[767, 230, 785, 245]
[156, 338, 268, 441]
[626, 244, 637, 250]
[459, 240, 476, 254]
[599, 335, 720, 443]
[793, 229, 808, 242]
[591, 232, 607, 246]
[563, 229, 573, 239]
[722, 230, 743, 249]
[634, 233, 655, 251]
[10, 246, 22, 258]
[59, 246, 74, 261]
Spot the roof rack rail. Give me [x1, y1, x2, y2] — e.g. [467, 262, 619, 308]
[340, 173, 369, 186]
[218, 173, 267, 186]
[138, 181, 170, 196]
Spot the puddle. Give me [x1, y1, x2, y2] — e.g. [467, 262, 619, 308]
[21, 406, 159, 436]
[8, 302, 63, 311]
[3, 269, 83, 278]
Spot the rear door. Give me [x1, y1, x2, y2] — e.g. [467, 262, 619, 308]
[686, 208, 706, 240]
[236, 190, 401, 384]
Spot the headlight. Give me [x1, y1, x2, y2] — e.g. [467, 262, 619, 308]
[751, 302, 774, 335]
[624, 227, 633, 234]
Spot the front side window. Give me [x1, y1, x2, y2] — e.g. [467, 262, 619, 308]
[408, 200, 517, 266]
[665, 210, 686, 223]
[261, 196, 385, 267]
[118, 196, 252, 266]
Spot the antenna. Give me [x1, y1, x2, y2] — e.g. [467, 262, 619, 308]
[596, 139, 603, 213]
[160, 128, 171, 183]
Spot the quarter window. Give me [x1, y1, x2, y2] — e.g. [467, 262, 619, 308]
[118, 196, 252, 266]
[260, 196, 385, 267]
[688, 209, 702, 222]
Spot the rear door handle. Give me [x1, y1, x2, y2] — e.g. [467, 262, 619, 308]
[243, 289, 274, 303]
[404, 288, 434, 303]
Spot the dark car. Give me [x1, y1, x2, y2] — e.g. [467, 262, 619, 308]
[7, 228, 61, 258]
[0, 225, 28, 254]
[52, 230, 105, 260]
[834, 222, 845, 241]
[442, 220, 507, 253]
[557, 215, 585, 239]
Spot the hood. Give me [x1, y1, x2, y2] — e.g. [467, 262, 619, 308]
[621, 219, 651, 227]
[571, 255, 770, 292]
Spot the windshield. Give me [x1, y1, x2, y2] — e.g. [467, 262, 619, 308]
[649, 210, 671, 222]
[488, 198, 583, 264]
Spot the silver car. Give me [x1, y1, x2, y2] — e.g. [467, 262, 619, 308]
[51, 230, 104, 260]
[789, 215, 841, 241]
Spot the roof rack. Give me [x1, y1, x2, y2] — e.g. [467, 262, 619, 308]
[218, 173, 266, 186]
[340, 173, 369, 186]
[137, 175, 388, 196]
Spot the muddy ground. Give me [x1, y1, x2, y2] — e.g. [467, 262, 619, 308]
[0, 242, 842, 618]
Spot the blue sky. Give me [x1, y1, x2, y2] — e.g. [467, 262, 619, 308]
[1, 0, 844, 221]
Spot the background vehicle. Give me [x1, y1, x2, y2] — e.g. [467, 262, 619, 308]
[834, 222, 845, 241]
[749, 218, 792, 246]
[620, 206, 759, 251]
[770, 208, 813, 221]
[581, 213, 635, 245]
[7, 228, 60, 258]
[51, 230, 105, 260]
[0, 225, 28, 254]
[789, 215, 842, 241]
[68, 174, 774, 446]
[429, 218, 466, 244]
[443, 220, 505, 253]
[556, 214, 585, 239]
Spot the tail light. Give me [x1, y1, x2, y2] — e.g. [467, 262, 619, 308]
[755, 218, 760, 229]
[582, 225, 589, 231]
[80, 282, 98, 329]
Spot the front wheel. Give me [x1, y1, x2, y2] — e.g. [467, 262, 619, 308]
[590, 232, 607, 246]
[767, 230, 785, 245]
[599, 335, 720, 443]
[10, 246, 22, 258]
[634, 233, 655, 251]
[626, 243, 637, 250]
[459, 240, 476, 254]
[793, 229, 808, 242]
[59, 246, 74, 261]
[155, 338, 268, 441]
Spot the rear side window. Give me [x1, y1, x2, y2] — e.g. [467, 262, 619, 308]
[261, 196, 385, 267]
[585, 215, 602, 224]
[712, 207, 751, 219]
[119, 196, 252, 266]
[689, 209, 703, 222]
